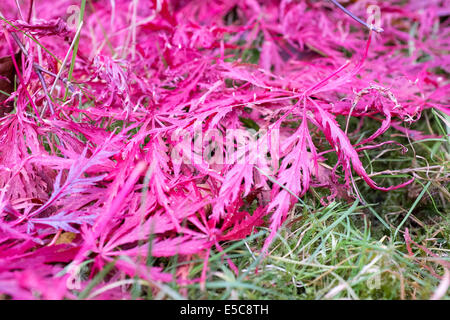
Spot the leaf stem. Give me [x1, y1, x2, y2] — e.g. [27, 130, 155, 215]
[10, 33, 55, 115]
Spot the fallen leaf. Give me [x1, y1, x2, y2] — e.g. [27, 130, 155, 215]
[54, 232, 77, 245]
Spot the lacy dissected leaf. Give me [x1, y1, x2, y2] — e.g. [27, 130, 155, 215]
[0, 0, 448, 299]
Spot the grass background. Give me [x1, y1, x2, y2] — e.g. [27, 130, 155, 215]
[169, 109, 449, 300]
[77, 109, 449, 300]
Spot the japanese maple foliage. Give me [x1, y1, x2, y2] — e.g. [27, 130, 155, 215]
[0, 0, 448, 299]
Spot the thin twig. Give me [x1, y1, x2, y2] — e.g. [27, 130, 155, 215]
[27, 0, 34, 23]
[14, 0, 24, 20]
[34, 65, 75, 93]
[35, 68, 54, 114]
[49, 21, 84, 96]
[354, 165, 445, 180]
[329, 0, 384, 33]
[10, 32, 55, 115]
